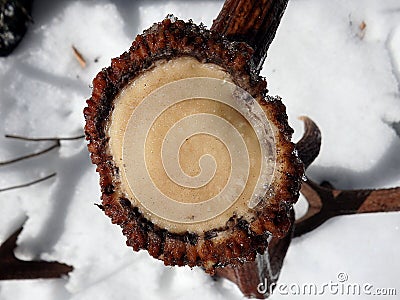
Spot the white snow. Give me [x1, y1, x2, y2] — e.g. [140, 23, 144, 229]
[0, 0, 399, 299]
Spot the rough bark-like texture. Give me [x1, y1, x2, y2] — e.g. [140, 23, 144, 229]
[212, 0, 288, 71]
[84, 18, 303, 274]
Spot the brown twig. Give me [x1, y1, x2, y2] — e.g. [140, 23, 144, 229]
[0, 141, 60, 166]
[0, 225, 73, 280]
[0, 133, 85, 166]
[211, 0, 289, 71]
[0, 173, 56, 193]
[72, 45, 86, 68]
[5, 134, 85, 142]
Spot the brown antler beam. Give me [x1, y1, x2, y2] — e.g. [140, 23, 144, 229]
[212, 0, 289, 72]
[295, 180, 400, 237]
[294, 119, 400, 237]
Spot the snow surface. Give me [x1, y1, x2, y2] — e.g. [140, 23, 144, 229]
[0, 0, 399, 299]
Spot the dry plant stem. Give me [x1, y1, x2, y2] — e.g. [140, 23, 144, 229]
[0, 133, 80, 279]
[211, 0, 289, 71]
[0, 225, 73, 280]
[0, 133, 84, 189]
[5, 134, 85, 141]
[0, 134, 85, 166]
[0, 172, 56, 193]
[72, 45, 87, 68]
[0, 141, 60, 166]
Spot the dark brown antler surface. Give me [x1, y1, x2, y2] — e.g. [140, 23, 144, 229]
[296, 179, 400, 237]
[215, 212, 294, 298]
[212, 0, 289, 71]
[294, 119, 400, 237]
